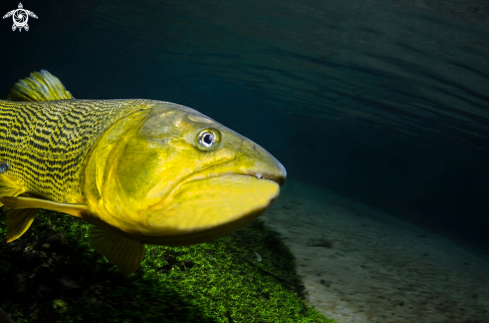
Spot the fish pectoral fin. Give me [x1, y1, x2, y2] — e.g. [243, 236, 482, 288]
[5, 208, 39, 242]
[1, 196, 89, 242]
[88, 226, 145, 276]
[7, 70, 74, 101]
[0, 196, 89, 218]
[0, 174, 26, 207]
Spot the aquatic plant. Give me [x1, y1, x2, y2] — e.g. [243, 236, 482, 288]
[0, 208, 334, 323]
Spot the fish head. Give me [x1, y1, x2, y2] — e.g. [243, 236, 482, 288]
[84, 102, 286, 245]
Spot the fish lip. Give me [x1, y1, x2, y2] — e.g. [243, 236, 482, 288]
[160, 169, 284, 207]
[243, 172, 285, 186]
[181, 172, 284, 186]
[178, 157, 286, 188]
[159, 157, 286, 207]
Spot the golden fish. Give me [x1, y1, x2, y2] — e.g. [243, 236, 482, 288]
[0, 70, 286, 275]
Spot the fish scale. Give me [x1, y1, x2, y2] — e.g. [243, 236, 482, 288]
[0, 99, 154, 203]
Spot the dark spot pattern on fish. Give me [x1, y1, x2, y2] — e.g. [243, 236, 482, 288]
[0, 99, 156, 203]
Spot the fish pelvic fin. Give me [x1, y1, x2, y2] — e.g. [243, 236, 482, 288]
[88, 226, 145, 276]
[4, 208, 39, 242]
[7, 70, 74, 101]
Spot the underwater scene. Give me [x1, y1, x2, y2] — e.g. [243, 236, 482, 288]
[0, 0, 488, 322]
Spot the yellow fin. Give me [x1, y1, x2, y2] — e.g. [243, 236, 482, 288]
[88, 226, 145, 276]
[0, 196, 89, 218]
[0, 174, 27, 207]
[5, 208, 39, 242]
[7, 70, 74, 101]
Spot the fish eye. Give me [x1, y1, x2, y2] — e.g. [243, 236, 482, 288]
[197, 129, 220, 150]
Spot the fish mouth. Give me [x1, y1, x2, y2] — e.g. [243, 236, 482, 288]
[241, 172, 285, 186]
[182, 169, 285, 188]
[144, 172, 282, 246]
[162, 152, 286, 202]
[143, 154, 286, 245]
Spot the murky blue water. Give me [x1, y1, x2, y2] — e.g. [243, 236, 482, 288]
[2, 0, 489, 321]
[1, 0, 489, 275]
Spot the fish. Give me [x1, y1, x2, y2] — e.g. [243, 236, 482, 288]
[255, 252, 262, 262]
[0, 70, 286, 275]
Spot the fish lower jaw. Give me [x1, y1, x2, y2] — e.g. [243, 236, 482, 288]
[143, 174, 281, 242]
[140, 206, 270, 246]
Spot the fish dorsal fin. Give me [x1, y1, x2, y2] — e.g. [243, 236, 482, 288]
[7, 69, 74, 101]
[88, 226, 145, 276]
[0, 196, 89, 218]
[4, 208, 39, 242]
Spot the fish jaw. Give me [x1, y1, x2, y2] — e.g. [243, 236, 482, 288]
[142, 174, 280, 245]
[140, 138, 286, 245]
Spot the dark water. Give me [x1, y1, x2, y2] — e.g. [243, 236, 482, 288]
[1, 0, 488, 249]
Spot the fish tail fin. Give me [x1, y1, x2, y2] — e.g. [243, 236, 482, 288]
[7, 70, 74, 101]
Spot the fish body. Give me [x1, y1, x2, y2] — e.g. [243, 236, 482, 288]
[0, 70, 286, 275]
[255, 252, 262, 262]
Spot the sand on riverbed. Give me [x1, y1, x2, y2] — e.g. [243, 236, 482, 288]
[261, 180, 489, 323]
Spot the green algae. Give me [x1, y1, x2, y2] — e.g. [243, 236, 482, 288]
[0, 208, 334, 323]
